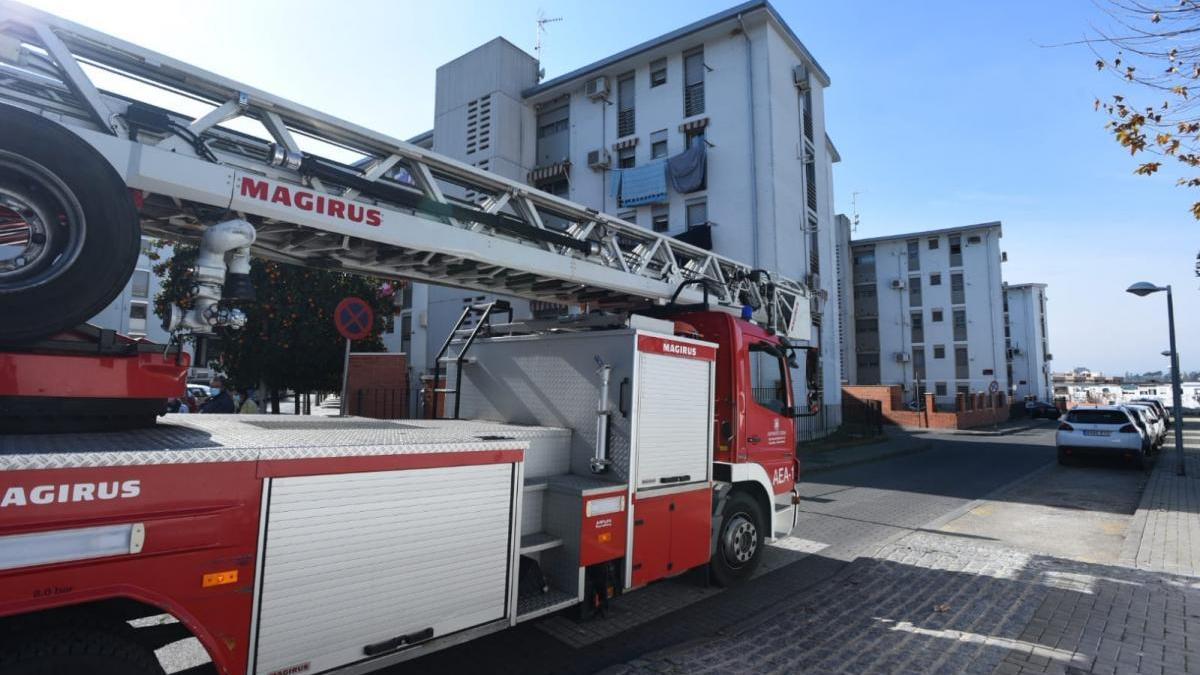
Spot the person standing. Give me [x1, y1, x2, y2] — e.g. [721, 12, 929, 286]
[200, 375, 235, 414]
[238, 388, 259, 414]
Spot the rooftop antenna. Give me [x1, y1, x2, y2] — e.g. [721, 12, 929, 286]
[851, 191, 863, 232]
[535, 10, 563, 68]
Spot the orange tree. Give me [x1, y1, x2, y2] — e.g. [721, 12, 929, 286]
[1093, 1, 1200, 218]
[152, 242, 394, 395]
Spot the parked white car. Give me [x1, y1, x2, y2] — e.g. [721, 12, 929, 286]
[1056, 406, 1151, 468]
[1125, 402, 1165, 448]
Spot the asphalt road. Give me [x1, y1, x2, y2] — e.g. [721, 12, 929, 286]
[393, 428, 1060, 675]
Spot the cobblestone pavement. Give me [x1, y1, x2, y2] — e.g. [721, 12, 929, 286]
[611, 423, 1200, 675]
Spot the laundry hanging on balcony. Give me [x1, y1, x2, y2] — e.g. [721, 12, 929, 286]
[667, 140, 706, 194]
[610, 160, 667, 207]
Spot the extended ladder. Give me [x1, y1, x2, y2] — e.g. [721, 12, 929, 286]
[0, 2, 813, 340]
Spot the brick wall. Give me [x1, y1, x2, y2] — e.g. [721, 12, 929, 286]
[842, 385, 1008, 430]
[346, 353, 408, 419]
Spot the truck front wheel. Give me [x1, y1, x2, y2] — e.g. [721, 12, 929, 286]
[0, 624, 165, 675]
[710, 491, 765, 586]
[0, 105, 141, 343]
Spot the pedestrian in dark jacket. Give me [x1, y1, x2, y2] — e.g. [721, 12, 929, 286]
[200, 375, 236, 414]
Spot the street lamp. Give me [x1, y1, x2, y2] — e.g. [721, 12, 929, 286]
[1126, 282, 1186, 476]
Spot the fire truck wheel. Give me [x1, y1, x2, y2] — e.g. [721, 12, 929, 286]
[0, 105, 141, 344]
[0, 624, 165, 675]
[711, 491, 765, 586]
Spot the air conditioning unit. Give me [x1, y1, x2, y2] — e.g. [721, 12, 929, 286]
[894, 352, 911, 363]
[889, 279, 905, 290]
[586, 148, 611, 170]
[1012, 347, 1022, 356]
[585, 76, 610, 100]
[792, 64, 810, 91]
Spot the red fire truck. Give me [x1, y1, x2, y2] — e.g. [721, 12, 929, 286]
[0, 4, 822, 674]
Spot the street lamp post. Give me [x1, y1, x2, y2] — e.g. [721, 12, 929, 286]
[1127, 282, 1186, 476]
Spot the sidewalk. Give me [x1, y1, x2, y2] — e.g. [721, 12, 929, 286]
[949, 417, 1059, 437]
[799, 426, 931, 474]
[1118, 419, 1200, 577]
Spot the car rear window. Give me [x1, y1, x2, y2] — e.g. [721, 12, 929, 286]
[1066, 409, 1129, 425]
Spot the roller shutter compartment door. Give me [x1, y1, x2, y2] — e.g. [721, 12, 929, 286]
[254, 463, 515, 675]
[634, 352, 712, 490]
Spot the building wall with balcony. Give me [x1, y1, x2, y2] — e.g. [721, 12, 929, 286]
[1004, 282, 1052, 401]
[848, 223, 1007, 406]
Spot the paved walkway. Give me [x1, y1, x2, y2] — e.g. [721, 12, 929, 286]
[614, 422, 1200, 675]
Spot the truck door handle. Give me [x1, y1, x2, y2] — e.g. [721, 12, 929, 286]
[363, 627, 434, 656]
[747, 435, 761, 443]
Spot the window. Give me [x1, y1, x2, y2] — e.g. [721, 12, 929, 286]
[140, 238, 156, 255]
[802, 88, 814, 142]
[748, 342, 788, 413]
[933, 344, 946, 359]
[930, 273, 941, 286]
[685, 125, 706, 149]
[928, 237, 939, 250]
[856, 317, 879, 333]
[131, 269, 150, 298]
[967, 235, 982, 244]
[957, 383, 970, 398]
[852, 247, 876, 283]
[650, 58, 667, 87]
[949, 235, 962, 267]
[617, 146, 636, 169]
[683, 47, 705, 116]
[400, 314, 412, 355]
[935, 382, 947, 396]
[617, 72, 635, 137]
[535, 101, 570, 166]
[650, 129, 668, 159]
[955, 346, 969, 379]
[808, 219, 820, 273]
[651, 204, 669, 232]
[950, 273, 965, 305]
[931, 309, 944, 322]
[128, 302, 148, 334]
[908, 276, 922, 307]
[685, 200, 707, 229]
[953, 309, 967, 341]
[911, 312, 924, 343]
[856, 352, 880, 384]
[906, 240, 920, 271]
[913, 348, 926, 380]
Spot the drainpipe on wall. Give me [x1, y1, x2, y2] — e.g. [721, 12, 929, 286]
[737, 14, 760, 268]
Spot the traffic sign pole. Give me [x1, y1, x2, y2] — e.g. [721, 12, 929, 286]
[333, 297, 375, 417]
[340, 337, 350, 416]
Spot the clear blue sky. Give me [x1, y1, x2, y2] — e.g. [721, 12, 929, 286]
[24, 0, 1197, 375]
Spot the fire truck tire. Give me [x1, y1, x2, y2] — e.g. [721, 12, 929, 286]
[0, 624, 165, 675]
[0, 105, 141, 344]
[710, 491, 765, 586]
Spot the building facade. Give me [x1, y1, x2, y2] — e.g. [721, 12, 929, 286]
[835, 213, 854, 384]
[89, 238, 170, 343]
[399, 0, 845, 414]
[848, 222, 1007, 406]
[1003, 282, 1052, 401]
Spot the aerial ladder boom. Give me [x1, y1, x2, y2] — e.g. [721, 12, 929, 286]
[0, 1, 813, 342]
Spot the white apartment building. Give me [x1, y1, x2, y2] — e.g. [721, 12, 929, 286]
[396, 0, 845, 414]
[89, 237, 170, 343]
[835, 213, 854, 384]
[849, 222, 1008, 406]
[1004, 282, 1052, 401]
